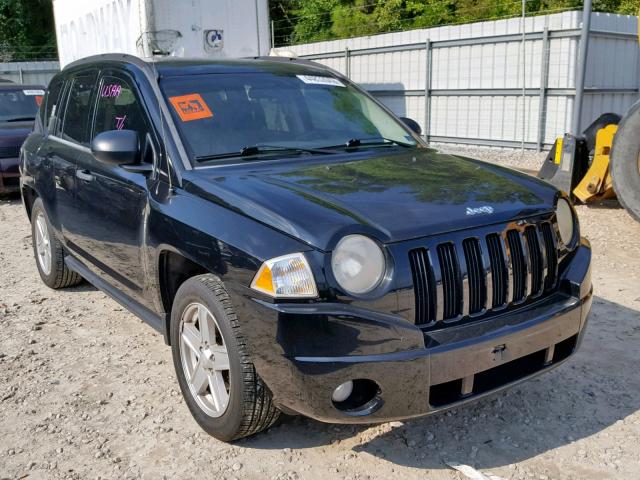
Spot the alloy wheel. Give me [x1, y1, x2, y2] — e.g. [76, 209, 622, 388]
[34, 212, 52, 275]
[179, 302, 231, 418]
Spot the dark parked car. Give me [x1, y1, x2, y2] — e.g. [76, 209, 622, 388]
[20, 54, 592, 441]
[0, 84, 44, 193]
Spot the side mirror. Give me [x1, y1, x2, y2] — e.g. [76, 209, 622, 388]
[91, 130, 140, 166]
[399, 117, 422, 136]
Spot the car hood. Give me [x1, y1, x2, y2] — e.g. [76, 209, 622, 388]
[185, 148, 558, 250]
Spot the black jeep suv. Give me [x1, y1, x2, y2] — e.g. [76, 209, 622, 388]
[20, 54, 592, 441]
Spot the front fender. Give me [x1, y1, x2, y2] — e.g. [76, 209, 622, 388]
[145, 186, 316, 314]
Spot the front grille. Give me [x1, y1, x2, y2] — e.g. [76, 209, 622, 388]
[0, 146, 20, 158]
[410, 220, 560, 327]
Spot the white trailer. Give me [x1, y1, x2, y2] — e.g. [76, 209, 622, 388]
[52, 0, 270, 68]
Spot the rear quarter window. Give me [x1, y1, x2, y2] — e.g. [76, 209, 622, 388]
[43, 77, 65, 134]
[61, 72, 98, 146]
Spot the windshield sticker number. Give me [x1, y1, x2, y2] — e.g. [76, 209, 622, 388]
[101, 83, 122, 98]
[169, 94, 213, 122]
[296, 75, 345, 87]
[23, 89, 45, 96]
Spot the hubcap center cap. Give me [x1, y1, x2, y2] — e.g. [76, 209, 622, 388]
[201, 346, 215, 367]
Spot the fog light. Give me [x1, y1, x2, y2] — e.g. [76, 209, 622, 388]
[331, 381, 354, 403]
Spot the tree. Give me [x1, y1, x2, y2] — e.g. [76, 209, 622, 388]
[291, 0, 342, 43]
[273, 0, 640, 45]
[617, 0, 640, 13]
[0, 0, 56, 61]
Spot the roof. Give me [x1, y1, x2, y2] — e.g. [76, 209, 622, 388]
[151, 57, 332, 77]
[64, 53, 337, 79]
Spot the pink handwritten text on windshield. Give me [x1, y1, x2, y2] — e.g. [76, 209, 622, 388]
[101, 84, 122, 98]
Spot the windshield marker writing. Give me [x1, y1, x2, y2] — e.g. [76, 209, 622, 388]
[115, 115, 126, 130]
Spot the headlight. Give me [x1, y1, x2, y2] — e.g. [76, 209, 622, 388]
[331, 235, 386, 295]
[251, 253, 318, 298]
[555, 197, 575, 246]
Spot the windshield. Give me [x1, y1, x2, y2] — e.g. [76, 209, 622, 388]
[0, 88, 43, 122]
[160, 72, 418, 163]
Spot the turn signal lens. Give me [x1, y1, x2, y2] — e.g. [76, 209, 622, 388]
[250, 253, 318, 298]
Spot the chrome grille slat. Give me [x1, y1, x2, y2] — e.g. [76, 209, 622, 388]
[486, 233, 507, 308]
[409, 248, 436, 325]
[462, 238, 485, 315]
[506, 230, 527, 303]
[536, 226, 548, 292]
[502, 233, 516, 304]
[437, 243, 462, 320]
[525, 226, 545, 297]
[519, 229, 533, 298]
[480, 238, 494, 311]
[409, 249, 426, 325]
[434, 259, 445, 322]
[459, 243, 470, 318]
[541, 222, 558, 290]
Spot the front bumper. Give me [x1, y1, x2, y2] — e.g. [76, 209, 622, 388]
[0, 157, 20, 193]
[235, 242, 592, 423]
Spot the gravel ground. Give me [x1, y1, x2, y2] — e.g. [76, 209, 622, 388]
[1, 148, 640, 480]
[439, 145, 549, 172]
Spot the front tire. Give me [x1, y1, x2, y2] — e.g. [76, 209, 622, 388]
[31, 198, 83, 289]
[170, 274, 280, 441]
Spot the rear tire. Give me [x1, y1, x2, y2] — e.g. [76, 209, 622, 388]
[170, 274, 280, 441]
[31, 198, 83, 289]
[611, 103, 640, 222]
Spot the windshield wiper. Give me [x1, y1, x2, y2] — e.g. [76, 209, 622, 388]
[344, 137, 415, 148]
[5, 116, 36, 122]
[194, 144, 335, 163]
[240, 144, 336, 156]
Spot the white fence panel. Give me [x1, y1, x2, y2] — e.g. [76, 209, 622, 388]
[0, 61, 60, 87]
[278, 11, 639, 150]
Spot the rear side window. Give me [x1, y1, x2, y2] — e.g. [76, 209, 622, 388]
[43, 77, 65, 134]
[93, 75, 156, 164]
[94, 76, 148, 137]
[61, 72, 97, 146]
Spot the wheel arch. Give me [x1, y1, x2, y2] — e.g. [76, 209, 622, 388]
[21, 184, 38, 220]
[157, 247, 222, 343]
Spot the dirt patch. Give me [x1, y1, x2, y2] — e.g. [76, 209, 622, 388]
[1, 156, 639, 479]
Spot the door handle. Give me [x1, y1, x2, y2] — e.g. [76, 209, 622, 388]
[76, 169, 95, 182]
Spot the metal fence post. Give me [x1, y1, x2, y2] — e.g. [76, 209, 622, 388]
[344, 47, 351, 78]
[571, 0, 592, 136]
[18, 67, 23, 84]
[536, 27, 550, 151]
[424, 39, 432, 142]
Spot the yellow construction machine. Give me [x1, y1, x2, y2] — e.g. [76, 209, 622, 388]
[538, 12, 640, 222]
[538, 106, 640, 223]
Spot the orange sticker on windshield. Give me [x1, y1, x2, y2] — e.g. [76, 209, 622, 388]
[169, 93, 213, 121]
